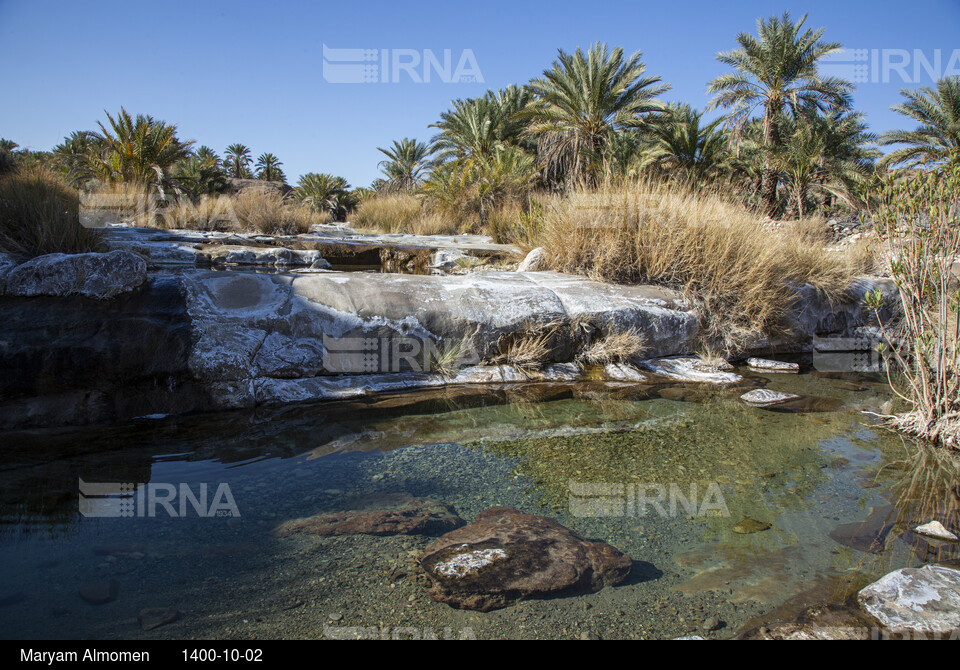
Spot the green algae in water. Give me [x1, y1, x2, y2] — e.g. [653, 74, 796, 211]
[0, 368, 956, 639]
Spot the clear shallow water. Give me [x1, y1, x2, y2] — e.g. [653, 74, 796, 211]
[0, 367, 957, 639]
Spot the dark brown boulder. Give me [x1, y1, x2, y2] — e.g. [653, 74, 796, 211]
[271, 493, 463, 538]
[419, 507, 632, 611]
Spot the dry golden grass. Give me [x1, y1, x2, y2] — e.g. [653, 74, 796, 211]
[352, 193, 461, 236]
[93, 186, 333, 235]
[230, 189, 329, 235]
[578, 328, 647, 365]
[0, 168, 102, 259]
[352, 193, 422, 233]
[537, 179, 855, 353]
[485, 320, 571, 370]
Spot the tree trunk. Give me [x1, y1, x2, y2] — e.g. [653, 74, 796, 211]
[761, 105, 782, 219]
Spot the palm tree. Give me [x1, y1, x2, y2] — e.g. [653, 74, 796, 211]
[92, 108, 194, 189]
[0, 139, 17, 176]
[195, 145, 222, 169]
[296, 173, 354, 220]
[175, 146, 227, 196]
[708, 12, 852, 217]
[51, 131, 102, 184]
[518, 42, 669, 187]
[255, 152, 285, 182]
[431, 85, 534, 162]
[638, 104, 731, 184]
[376, 138, 434, 192]
[223, 143, 253, 179]
[776, 110, 876, 218]
[878, 76, 960, 170]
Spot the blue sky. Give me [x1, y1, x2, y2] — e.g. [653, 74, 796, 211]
[1, 0, 958, 187]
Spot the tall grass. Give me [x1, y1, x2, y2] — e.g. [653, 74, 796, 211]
[352, 193, 459, 236]
[230, 189, 329, 235]
[0, 168, 102, 260]
[537, 179, 854, 352]
[82, 183, 330, 235]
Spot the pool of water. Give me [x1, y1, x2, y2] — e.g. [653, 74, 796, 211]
[0, 365, 957, 639]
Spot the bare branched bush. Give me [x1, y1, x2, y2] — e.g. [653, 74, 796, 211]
[866, 163, 960, 449]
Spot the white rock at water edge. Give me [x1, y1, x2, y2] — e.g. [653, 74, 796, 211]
[746, 357, 799, 373]
[0, 250, 147, 299]
[914, 521, 958, 542]
[857, 565, 960, 635]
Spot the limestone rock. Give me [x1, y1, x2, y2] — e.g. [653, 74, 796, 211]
[517, 247, 545, 272]
[858, 565, 960, 635]
[736, 605, 875, 640]
[641, 357, 742, 384]
[732, 518, 772, 534]
[2, 251, 146, 299]
[914, 521, 958, 542]
[746, 357, 800, 373]
[740, 389, 801, 407]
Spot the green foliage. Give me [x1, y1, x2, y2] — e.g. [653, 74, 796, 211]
[775, 109, 878, 217]
[376, 138, 433, 192]
[519, 42, 669, 187]
[879, 76, 960, 170]
[867, 160, 960, 447]
[295, 173, 354, 220]
[91, 108, 194, 190]
[431, 85, 534, 162]
[637, 103, 731, 183]
[255, 152, 285, 183]
[708, 12, 853, 216]
[175, 146, 228, 196]
[223, 143, 253, 179]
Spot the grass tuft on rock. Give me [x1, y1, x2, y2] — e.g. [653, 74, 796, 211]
[0, 168, 102, 260]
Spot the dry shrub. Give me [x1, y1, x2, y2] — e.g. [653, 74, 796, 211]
[0, 168, 102, 259]
[538, 179, 853, 353]
[485, 320, 572, 370]
[578, 328, 646, 365]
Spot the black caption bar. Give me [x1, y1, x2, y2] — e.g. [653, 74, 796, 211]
[10, 641, 274, 664]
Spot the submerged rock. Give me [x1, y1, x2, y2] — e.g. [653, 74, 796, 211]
[858, 565, 960, 635]
[736, 604, 875, 640]
[78, 579, 119, 605]
[732, 518, 772, 534]
[746, 357, 799, 373]
[271, 493, 463, 538]
[829, 507, 895, 554]
[420, 507, 632, 611]
[138, 607, 179, 631]
[739, 389, 801, 407]
[2, 251, 146, 299]
[914, 521, 959, 542]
